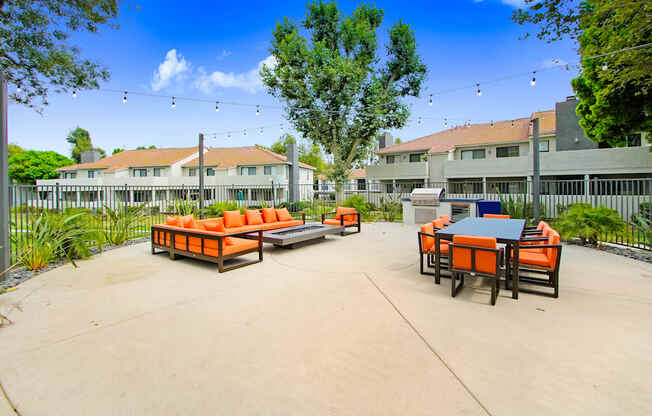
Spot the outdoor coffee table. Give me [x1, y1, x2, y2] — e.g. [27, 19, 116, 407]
[435, 217, 526, 299]
[243, 223, 345, 248]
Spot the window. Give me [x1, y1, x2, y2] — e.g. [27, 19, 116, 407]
[409, 153, 424, 163]
[264, 166, 272, 175]
[496, 146, 520, 158]
[241, 166, 257, 176]
[87, 171, 95, 179]
[153, 168, 163, 177]
[539, 140, 549, 152]
[188, 168, 197, 177]
[625, 134, 642, 147]
[62, 172, 77, 179]
[206, 168, 215, 176]
[386, 155, 395, 164]
[133, 168, 147, 177]
[357, 178, 366, 190]
[460, 149, 486, 160]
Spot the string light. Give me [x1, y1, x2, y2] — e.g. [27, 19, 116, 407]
[530, 71, 536, 86]
[602, 64, 608, 71]
[16, 83, 21, 93]
[227, 132, 231, 139]
[72, 89, 77, 98]
[490, 120, 494, 128]
[171, 96, 176, 108]
[428, 94, 433, 106]
[476, 83, 481, 96]
[215, 101, 219, 112]
[511, 120, 515, 127]
[444, 118, 448, 128]
[123, 91, 127, 104]
[256, 104, 260, 116]
[259, 127, 263, 135]
[280, 124, 283, 132]
[243, 128, 247, 136]
[418, 116, 422, 125]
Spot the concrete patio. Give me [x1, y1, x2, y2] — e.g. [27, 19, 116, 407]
[1, 222, 651, 415]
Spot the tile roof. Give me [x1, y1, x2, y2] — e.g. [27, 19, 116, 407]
[377, 110, 555, 155]
[56, 147, 199, 172]
[182, 146, 315, 170]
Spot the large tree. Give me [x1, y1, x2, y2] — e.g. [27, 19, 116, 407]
[9, 149, 73, 184]
[66, 127, 105, 162]
[261, 1, 426, 190]
[0, 0, 119, 110]
[512, 0, 651, 146]
[259, 133, 328, 174]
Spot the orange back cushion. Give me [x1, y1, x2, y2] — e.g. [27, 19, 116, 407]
[245, 209, 263, 225]
[179, 214, 195, 228]
[439, 215, 451, 223]
[432, 219, 446, 230]
[546, 229, 560, 266]
[261, 207, 277, 223]
[201, 219, 233, 245]
[276, 208, 293, 222]
[483, 214, 510, 219]
[166, 216, 181, 227]
[420, 223, 435, 252]
[223, 210, 243, 228]
[336, 207, 357, 222]
[452, 235, 497, 274]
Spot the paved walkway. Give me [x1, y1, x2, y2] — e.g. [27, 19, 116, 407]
[1, 222, 651, 415]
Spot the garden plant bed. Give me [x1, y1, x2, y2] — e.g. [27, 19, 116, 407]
[566, 239, 652, 264]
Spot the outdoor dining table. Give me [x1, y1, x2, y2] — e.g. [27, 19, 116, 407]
[434, 217, 526, 299]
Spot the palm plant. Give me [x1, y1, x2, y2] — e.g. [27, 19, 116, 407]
[632, 215, 652, 246]
[104, 202, 147, 246]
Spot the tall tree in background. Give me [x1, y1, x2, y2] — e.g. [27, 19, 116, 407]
[66, 127, 105, 163]
[0, 0, 119, 110]
[9, 150, 73, 184]
[512, 0, 651, 146]
[259, 133, 328, 174]
[261, 1, 426, 193]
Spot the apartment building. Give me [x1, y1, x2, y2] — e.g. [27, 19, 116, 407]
[368, 97, 652, 193]
[314, 168, 367, 193]
[36, 145, 315, 205]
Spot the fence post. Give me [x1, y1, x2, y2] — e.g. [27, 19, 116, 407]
[0, 74, 8, 275]
[531, 117, 541, 222]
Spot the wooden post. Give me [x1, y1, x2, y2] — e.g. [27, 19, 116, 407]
[0, 74, 8, 275]
[198, 133, 205, 218]
[532, 118, 541, 222]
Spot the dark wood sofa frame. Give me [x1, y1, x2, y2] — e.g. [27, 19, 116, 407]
[321, 211, 361, 236]
[151, 226, 263, 273]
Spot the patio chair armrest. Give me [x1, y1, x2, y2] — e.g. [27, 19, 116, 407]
[449, 243, 502, 254]
[223, 229, 263, 238]
[523, 229, 543, 235]
[417, 231, 438, 239]
[518, 243, 561, 250]
[521, 236, 548, 242]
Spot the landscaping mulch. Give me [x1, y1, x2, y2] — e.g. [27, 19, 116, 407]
[0, 238, 149, 293]
[567, 239, 652, 264]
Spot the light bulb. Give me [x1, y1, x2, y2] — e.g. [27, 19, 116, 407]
[243, 129, 247, 136]
[602, 64, 608, 71]
[476, 83, 481, 96]
[490, 120, 494, 128]
[171, 97, 176, 108]
[16, 83, 21, 93]
[227, 132, 231, 139]
[255, 105, 260, 116]
[215, 101, 219, 112]
[123, 91, 127, 104]
[259, 128, 263, 135]
[417, 117, 422, 125]
[444, 118, 448, 127]
[72, 89, 77, 98]
[511, 120, 515, 127]
[428, 94, 433, 106]
[280, 124, 283, 132]
[530, 71, 536, 86]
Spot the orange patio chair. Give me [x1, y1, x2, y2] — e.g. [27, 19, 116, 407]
[449, 235, 504, 305]
[322, 206, 361, 235]
[510, 227, 562, 298]
[418, 222, 450, 279]
[483, 213, 511, 219]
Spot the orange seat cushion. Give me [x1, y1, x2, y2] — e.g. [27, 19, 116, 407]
[517, 251, 551, 268]
[223, 210, 243, 228]
[166, 216, 181, 227]
[261, 207, 277, 223]
[188, 237, 258, 257]
[452, 235, 498, 274]
[200, 218, 233, 245]
[336, 207, 357, 222]
[245, 209, 263, 225]
[323, 219, 356, 227]
[439, 215, 451, 224]
[275, 208, 293, 222]
[432, 219, 446, 229]
[483, 214, 510, 219]
[426, 242, 449, 254]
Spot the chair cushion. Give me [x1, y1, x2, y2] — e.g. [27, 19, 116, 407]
[336, 207, 357, 222]
[202, 219, 233, 245]
[483, 214, 510, 219]
[223, 210, 243, 228]
[452, 235, 498, 275]
[432, 219, 446, 229]
[166, 216, 181, 227]
[179, 214, 195, 228]
[323, 219, 356, 227]
[188, 237, 258, 256]
[517, 251, 551, 268]
[420, 223, 435, 252]
[261, 220, 303, 230]
[275, 208, 293, 222]
[439, 215, 451, 224]
[245, 209, 263, 225]
[426, 242, 449, 254]
[261, 207, 277, 223]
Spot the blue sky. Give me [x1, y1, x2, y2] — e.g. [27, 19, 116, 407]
[10, 0, 579, 157]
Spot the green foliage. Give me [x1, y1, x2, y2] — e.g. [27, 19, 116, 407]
[553, 203, 626, 246]
[379, 194, 401, 222]
[8, 149, 74, 184]
[103, 203, 146, 246]
[2, 0, 119, 110]
[261, 1, 426, 185]
[8, 143, 23, 158]
[112, 148, 125, 155]
[136, 145, 157, 150]
[342, 194, 369, 214]
[638, 202, 652, 222]
[499, 193, 546, 225]
[260, 134, 328, 174]
[631, 215, 652, 246]
[65, 127, 105, 162]
[202, 201, 241, 218]
[510, 0, 587, 42]
[167, 197, 200, 216]
[14, 211, 101, 270]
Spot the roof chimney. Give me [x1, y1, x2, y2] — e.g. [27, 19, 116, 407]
[80, 150, 101, 163]
[379, 132, 392, 149]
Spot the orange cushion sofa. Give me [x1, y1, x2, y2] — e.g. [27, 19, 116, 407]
[151, 209, 305, 272]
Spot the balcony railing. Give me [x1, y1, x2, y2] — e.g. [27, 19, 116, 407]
[366, 162, 428, 180]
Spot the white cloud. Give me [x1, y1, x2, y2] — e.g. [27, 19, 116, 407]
[151, 49, 190, 91]
[194, 55, 277, 94]
[500, 0, 526, 7]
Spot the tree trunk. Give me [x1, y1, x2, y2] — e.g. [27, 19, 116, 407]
[335, 181, 344, 205]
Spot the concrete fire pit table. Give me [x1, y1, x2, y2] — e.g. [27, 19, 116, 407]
[243, 223, 345, 248]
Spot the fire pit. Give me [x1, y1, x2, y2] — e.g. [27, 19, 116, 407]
[243, 223, 345, 248]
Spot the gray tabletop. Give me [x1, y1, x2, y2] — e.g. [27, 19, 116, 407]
[436, 217, 526, 242]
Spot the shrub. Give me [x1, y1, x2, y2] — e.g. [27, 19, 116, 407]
[104, 202, 147, 246]
[631, 215, 652, 246]
[638, 202, 652, 222]
[499, 193, 545, 224]
[202, 200, 241, 218]
[553, 203, 626, 246]
[167, 196, 199, 216]
[379, 194, 401, 222]
[342, 194, 370, 215]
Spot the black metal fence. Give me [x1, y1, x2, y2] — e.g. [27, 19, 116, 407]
[8, 177, 652, 262]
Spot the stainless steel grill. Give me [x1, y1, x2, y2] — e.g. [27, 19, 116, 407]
[410, 188, 445, 206]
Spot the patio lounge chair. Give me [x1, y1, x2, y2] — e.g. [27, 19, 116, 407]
[509, 227, 562, 298]
[418, 222, 450, 279]
[322, 207, 361, 235]
[483, 214, 511, 219]
[151, 215, 263, 273]
[449, 235, 504, 305]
